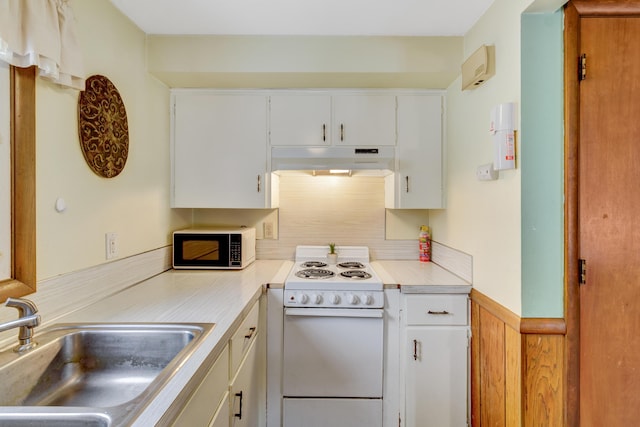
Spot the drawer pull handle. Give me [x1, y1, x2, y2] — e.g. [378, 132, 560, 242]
[234, 391, 243, 419]
[413, 339, 418, 360]
[427, 310, 451, 315]
[322, 124, 326, 141]
[244, 326, 256, 340]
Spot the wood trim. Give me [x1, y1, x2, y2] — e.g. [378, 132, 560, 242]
[572, 0, 640, 14]
[0, 65, 37, 302]
[564, 3, 581, 427]
[520, 318, 567, 335]
[470, 288, 520, 331]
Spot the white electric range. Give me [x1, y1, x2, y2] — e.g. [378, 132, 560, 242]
[283, 245, 384, 308]
[282, 245, 384, 427]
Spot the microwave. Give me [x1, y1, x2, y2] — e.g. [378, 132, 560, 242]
[173, 227, 256, 270]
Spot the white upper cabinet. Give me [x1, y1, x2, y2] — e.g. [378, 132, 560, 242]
[270, 94, 331, 146]
[386, 94, 444, 209]
[332, 94, 397, 146]
[269, 92, 396, 146]
[171, 91, 273, 208]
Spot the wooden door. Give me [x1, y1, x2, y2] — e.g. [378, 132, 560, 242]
[578, 16, 640, 426]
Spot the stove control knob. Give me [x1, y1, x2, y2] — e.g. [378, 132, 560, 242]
[348, 294, 360, 305]
[362, 294, 373, 305]
[329, 294, 340, 305]
[299, 293, 309, 304]
[311, 294, 323, 304]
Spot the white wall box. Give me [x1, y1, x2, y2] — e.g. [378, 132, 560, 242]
[171, 91, 275, 208]
[385, 94, 444, 209]
[401, 294, 469, 427]
[269, 91, 396, 147]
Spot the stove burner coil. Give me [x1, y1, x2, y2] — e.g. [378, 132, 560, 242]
[295, 268, 335, 279]
[340, 270, 372, 280]
[337, 262, 365, 269]
[300, 261, 328, 268]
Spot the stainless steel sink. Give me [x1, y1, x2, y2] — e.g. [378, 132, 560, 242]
[0, 322, 216, 426]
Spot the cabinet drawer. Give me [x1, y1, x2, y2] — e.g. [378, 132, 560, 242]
[230, 301, 260, 376]
[404, 295, 468, 326]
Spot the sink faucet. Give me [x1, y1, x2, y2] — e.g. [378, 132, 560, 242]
[0, 298, 40, 352]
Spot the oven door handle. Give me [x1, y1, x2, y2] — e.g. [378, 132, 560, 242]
[284, 308, 383, 318]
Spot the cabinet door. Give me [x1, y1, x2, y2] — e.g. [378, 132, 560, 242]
[388, 95, 443, 209]
[404, 327, 468, 427]
[209, 392, 230, 427]
[171, 345, 229, 427]
[172, 92, 268, 208]
[270, 94, 331, 146]
[332, 95, 396, 146]
[230, 335, 261, 427]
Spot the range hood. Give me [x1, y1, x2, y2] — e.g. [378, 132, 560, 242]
[271, 146, 395, 174]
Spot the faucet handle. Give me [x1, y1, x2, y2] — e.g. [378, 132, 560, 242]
[5, 298, 38, 317]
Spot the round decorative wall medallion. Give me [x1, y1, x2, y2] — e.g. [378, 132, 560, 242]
[77, 75, 129, 178]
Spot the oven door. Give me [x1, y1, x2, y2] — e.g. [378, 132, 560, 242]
[283, 307, 383, 397]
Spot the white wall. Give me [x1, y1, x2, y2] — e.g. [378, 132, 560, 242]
[430, 0, 530, 315]
[35, 0, 191, 280]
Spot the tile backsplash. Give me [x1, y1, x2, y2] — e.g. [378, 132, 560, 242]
[257, 174, 425, 260]
[193, 173, 472, 278]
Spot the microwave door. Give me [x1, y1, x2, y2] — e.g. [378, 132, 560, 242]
[183, 240, 220, 261]
[174, 234, 230, 268]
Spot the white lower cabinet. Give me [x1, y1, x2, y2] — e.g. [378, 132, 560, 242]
[171, 299, 263, 427]
[230, 337, 260, 427]
[210, 392, 230, 427]
[172, 345, 230, 426]
[401, 294, 470, 427]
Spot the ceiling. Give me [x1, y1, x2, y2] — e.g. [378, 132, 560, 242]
[109, 0, 495, 37]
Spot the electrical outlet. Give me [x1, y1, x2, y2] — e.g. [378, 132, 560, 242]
[263, 222, 274, 239]
[105, 232, 118, 260]
[476, 163, 499, 181]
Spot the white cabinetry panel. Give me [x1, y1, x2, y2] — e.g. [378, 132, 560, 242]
[171, 92, 269, 208]
[401, 293, 469, 427]
[331, 94, 396, 146]
[270, 94, 331, 146]
[386, 94, 443, 209]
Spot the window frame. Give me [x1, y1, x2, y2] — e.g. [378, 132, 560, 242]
[0, 65, 36, 302]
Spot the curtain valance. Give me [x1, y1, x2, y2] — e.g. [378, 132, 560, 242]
[0, 0, 84, 89]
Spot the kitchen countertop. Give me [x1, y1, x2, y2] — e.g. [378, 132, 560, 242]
[372, 260, 472, 294]
[51, 260, 293, 427]
[11, 258, 468, 425]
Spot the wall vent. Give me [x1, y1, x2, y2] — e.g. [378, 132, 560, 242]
[461, 44, 495, 90]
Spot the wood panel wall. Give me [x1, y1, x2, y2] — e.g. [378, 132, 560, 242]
[471, 290, 565, 427]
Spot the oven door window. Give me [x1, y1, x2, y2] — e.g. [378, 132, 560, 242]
[174, 234, 229, 267]
[283, 308, 383, 398]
